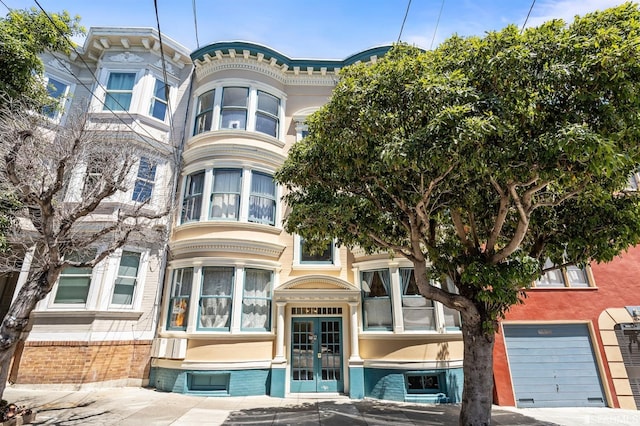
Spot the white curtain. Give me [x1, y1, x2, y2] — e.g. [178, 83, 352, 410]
[249, 172, 275, 224]
[242, 269, 271, 330]
[210, 169, 241, 219]
[199, 267, 233, 328]
[182, 172, 204, 222]
[362, 270, 392, 328]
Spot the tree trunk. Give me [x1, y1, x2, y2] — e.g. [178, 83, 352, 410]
[459, 320, 495, 426]
[0, 270, 52, 400]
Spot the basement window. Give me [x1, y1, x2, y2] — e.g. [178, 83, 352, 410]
[406, 373, 442, 394]
[186, 373, 230, 394]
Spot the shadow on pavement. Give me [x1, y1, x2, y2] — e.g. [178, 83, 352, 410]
[222, 400, 560, 426]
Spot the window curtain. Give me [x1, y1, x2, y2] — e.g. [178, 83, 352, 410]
[242, 269, 272, 330]
[400, 268, 413, 295]
[182, 172, 204, 222]
[194, 90, 214, 134]
[200, 267, 233, 329]
[249, 172, 275, 224]
[210, 169, 241, 219]
[104, 73, 135, 111]
[362, 270, 392, 329]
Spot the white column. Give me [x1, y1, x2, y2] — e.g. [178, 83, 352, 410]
[274, 301, 287, 361]
[348, 302, 362, 361]
[390, 265, 403, 333]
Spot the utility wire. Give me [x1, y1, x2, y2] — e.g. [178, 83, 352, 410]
[430, 0, 446, 50]
[397, 0, 412, 42]
[521, 0, 537, 34]
[31, 0, 172, 153]
[153, 0, 176, 140]
[192, 0, 200, 49]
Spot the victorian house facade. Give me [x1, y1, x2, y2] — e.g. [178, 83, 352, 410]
[6, 25, 640, 409]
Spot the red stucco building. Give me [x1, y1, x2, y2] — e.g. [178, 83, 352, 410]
[494, 245, 640, 409]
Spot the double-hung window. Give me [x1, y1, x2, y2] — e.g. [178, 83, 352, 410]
[168, 268, 193, 330]
[210, 169, 242, 220]
[104, 72, 136, 111]
[54, 250, 96, 305]
[255, 90, 279, 137]
[362, 269, 392, 330]
[199, 267, 234, 330]
[248, 172, 276, 225]
[220, 87, 248, 130]
[111, 251, 141, 306]
[194, 89, 215, 135]
[133, 157, 157, 203]
[181, 171, 205, 223]
[149, 78, 169, 121]
[43, 76, 70, 120]
[242, 269, 272, 331]
[400, 268, 435, 330]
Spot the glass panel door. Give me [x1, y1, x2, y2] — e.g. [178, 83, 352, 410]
[290, 317, 343, 393]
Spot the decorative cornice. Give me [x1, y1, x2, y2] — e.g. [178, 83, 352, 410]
[279, 275, 359, 291]
[106, 52, 145, 63]
[169, 237, 285, 258]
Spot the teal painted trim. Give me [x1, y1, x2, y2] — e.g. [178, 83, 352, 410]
[270, 366, 286, 398]
[364, 367, 463, 404]
[150, 367, 271, 397]
[191, 41, 393, 72]
[349, 366, 365, 399]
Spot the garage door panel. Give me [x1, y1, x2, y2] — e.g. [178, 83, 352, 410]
[504, 324, 605, 408]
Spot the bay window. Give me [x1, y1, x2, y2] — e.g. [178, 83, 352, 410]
[179, 168, 278, 227]
[43, 76, 70, 120]
[192, 85, 282, 138]
[199, 267, 234, 330]
[104, 72, 136, 111]
[149, 78, 169, 121]
[248, 172, 276, 225]
[194, 89, 215, 135]
[54, 250, 97, 305]
[400, 268, 435, 330]
[168, 268, 193, 330]
[242, 268, 272, 331]
[255, 90, 279, 137]
[133, 157, 157, 203]
[210, 169, 242, 220]
[362, 269, 392, 330]
[220, 87, 248, 130]
[181, 171, 205, 223]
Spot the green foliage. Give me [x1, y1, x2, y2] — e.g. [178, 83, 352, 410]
[0, 7, 84, 109]
[277, 3, 640, 334]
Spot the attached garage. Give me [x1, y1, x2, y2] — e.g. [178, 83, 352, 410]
[503, 323, 606, 408]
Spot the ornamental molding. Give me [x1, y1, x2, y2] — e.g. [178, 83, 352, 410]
[169, 238, 285, 259]
[106, 52, 145, 63]
[195, 60, 338, 86]
[278, 275, 359, 291]
[152, 59, 176, 76]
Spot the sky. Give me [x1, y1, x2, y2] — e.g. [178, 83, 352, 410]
[1, 0, 632, 59]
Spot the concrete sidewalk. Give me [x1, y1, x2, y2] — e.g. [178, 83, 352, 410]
[3, 386, 640, 425]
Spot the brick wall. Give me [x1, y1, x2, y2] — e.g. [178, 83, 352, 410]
[13, 340, 152, 385]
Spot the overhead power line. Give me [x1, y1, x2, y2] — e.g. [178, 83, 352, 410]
[430, 0, 446, 50]
[397, 0, 412, 42]
[192, 0, 200, 49]
[521, 0, 537, 34]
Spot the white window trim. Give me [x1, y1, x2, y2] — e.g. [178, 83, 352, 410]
[92, 68, 144, 113]
[43, 73, 75, 124]
[43, 248, 106, 311]
[292, 234, 341, 270]
[141, 72, 175, 123]
[190, 79, 286, 141]
[178, 165, 280, 228]
[163, 259, 279, 335]
[128, 156, 164, 208]
[354, 262, 461, 334]
[100, 247, 150, 311]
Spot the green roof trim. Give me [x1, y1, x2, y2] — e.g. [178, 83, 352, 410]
[191, 41, 393, 72]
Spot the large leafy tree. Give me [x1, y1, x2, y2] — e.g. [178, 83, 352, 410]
[0, 7, 83, 109]
[276, 3, 640, 425]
